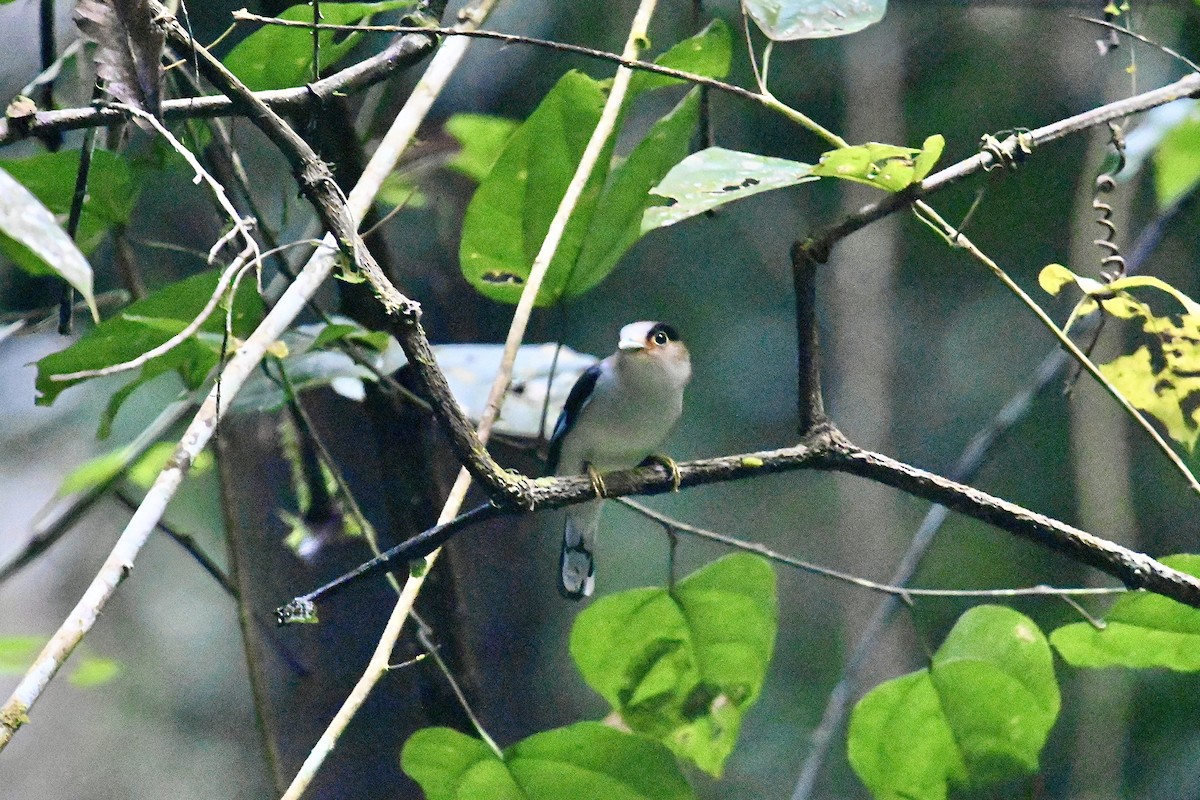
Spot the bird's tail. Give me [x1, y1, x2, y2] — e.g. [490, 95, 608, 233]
[560, 500, 603, 599]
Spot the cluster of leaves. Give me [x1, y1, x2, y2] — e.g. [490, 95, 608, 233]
[400, 552, 1200, 800]
[402, 554, 777, 798]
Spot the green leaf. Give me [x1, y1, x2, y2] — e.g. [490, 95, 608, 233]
[0, 167, 96, 321]
[629, 19, 732, 95]
[812, 135, 944, 191]
[127, 441, 213, 488]
[459, 70, 609, 306]
[402, 723, 696, 800]
[35, 270, 264, 431]
[744, 0, 887, 40]
[445, 114, 521, 182]
[848, 671, 966, 800]
[1152, 106, 1200, 207]
[929, 605, 1059, 785]
[570, 554, 776, 776]
[849, 606, 1059, 798]
[69, 656, 120, 687]
[643, 147, 816, 232]
[570, 90, 702, 297]
[224, 1, 417, 91]
[1051, 554, 1200, 670]
[0, 636, 43, 674]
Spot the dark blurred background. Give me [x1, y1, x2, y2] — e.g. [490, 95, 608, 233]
[2, 0, 1200, 798]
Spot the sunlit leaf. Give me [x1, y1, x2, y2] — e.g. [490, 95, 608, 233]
[643, 147, 816, 232]
[224, 1, 417, 91]
[743, 0, 887, 40]
[402, 723, 696, 800]
[570, 554, 777, 776]
[812, 135, 944, 191]
[445, 114, 520, 182]
[849, 606, 1059, 799]
[1051, 555, 1200, 671]
[1041, 264, 1200, 450]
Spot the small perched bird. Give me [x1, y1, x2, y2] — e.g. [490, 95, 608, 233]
[546, 321, 692, 599]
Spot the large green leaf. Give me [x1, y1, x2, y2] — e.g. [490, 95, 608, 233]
[1051, 554, 1200, 671]
[849, 606, 1059, 799]
[459, 70, 610, 305]
[570, 554, 776, 776]
[35, 270, 264, 434]
[629, 19, 732, 96]
[570, 90, 701, 297]
[402, 723, 696, 800]
[744, 0, 887, 40]
[643, 147, 816, 232]
[459, 24, 732, 306]
[224, 1, 417, 91]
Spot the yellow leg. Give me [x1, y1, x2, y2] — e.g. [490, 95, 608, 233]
[644, 454, 682, 491]
[586, 463, 609, 499]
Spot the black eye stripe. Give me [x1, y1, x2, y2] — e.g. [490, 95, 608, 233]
[647, 323, 679, 343]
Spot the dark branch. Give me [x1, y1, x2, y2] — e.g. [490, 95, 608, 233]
[278, 427, 1200, 621]
[799, 71, 1200, 263]
[0, 22, 438, 145]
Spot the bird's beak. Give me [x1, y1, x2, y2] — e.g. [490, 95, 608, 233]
[618, 337, 645, 351]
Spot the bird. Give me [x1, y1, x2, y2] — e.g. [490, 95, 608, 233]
[546, 321, 692, 599]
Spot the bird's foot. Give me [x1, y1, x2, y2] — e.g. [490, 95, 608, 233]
[642, 454, 682, 491]
[586, 463, 609, 499]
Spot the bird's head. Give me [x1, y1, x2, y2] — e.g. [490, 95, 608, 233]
[616, 320, 691, 386]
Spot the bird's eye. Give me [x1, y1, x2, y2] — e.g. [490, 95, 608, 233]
[653, 330, 670, 346]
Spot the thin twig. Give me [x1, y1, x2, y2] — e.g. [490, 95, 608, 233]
[913, 198, 1200, 496]
[617, 498, 1125, 600]
[230, 10, 846, 146]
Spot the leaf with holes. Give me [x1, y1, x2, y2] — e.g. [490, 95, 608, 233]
[642, 147, 816, 232]
[402, 723, 696, 800]
[570, 554, 776, 776]
[1041, 264, 1200, 450]
[1051, 554, 1200, 671]
[743, 0, 887, 40]
[849, 606, 1059, 799]
[224, 1, 418, 91]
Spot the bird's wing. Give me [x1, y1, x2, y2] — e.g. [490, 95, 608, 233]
[546, 362, 602, 474]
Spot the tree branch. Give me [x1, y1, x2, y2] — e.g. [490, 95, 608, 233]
[277, 426, 1200, 619]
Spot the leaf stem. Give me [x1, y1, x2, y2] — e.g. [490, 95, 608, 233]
[913, 198, 1200, 497]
